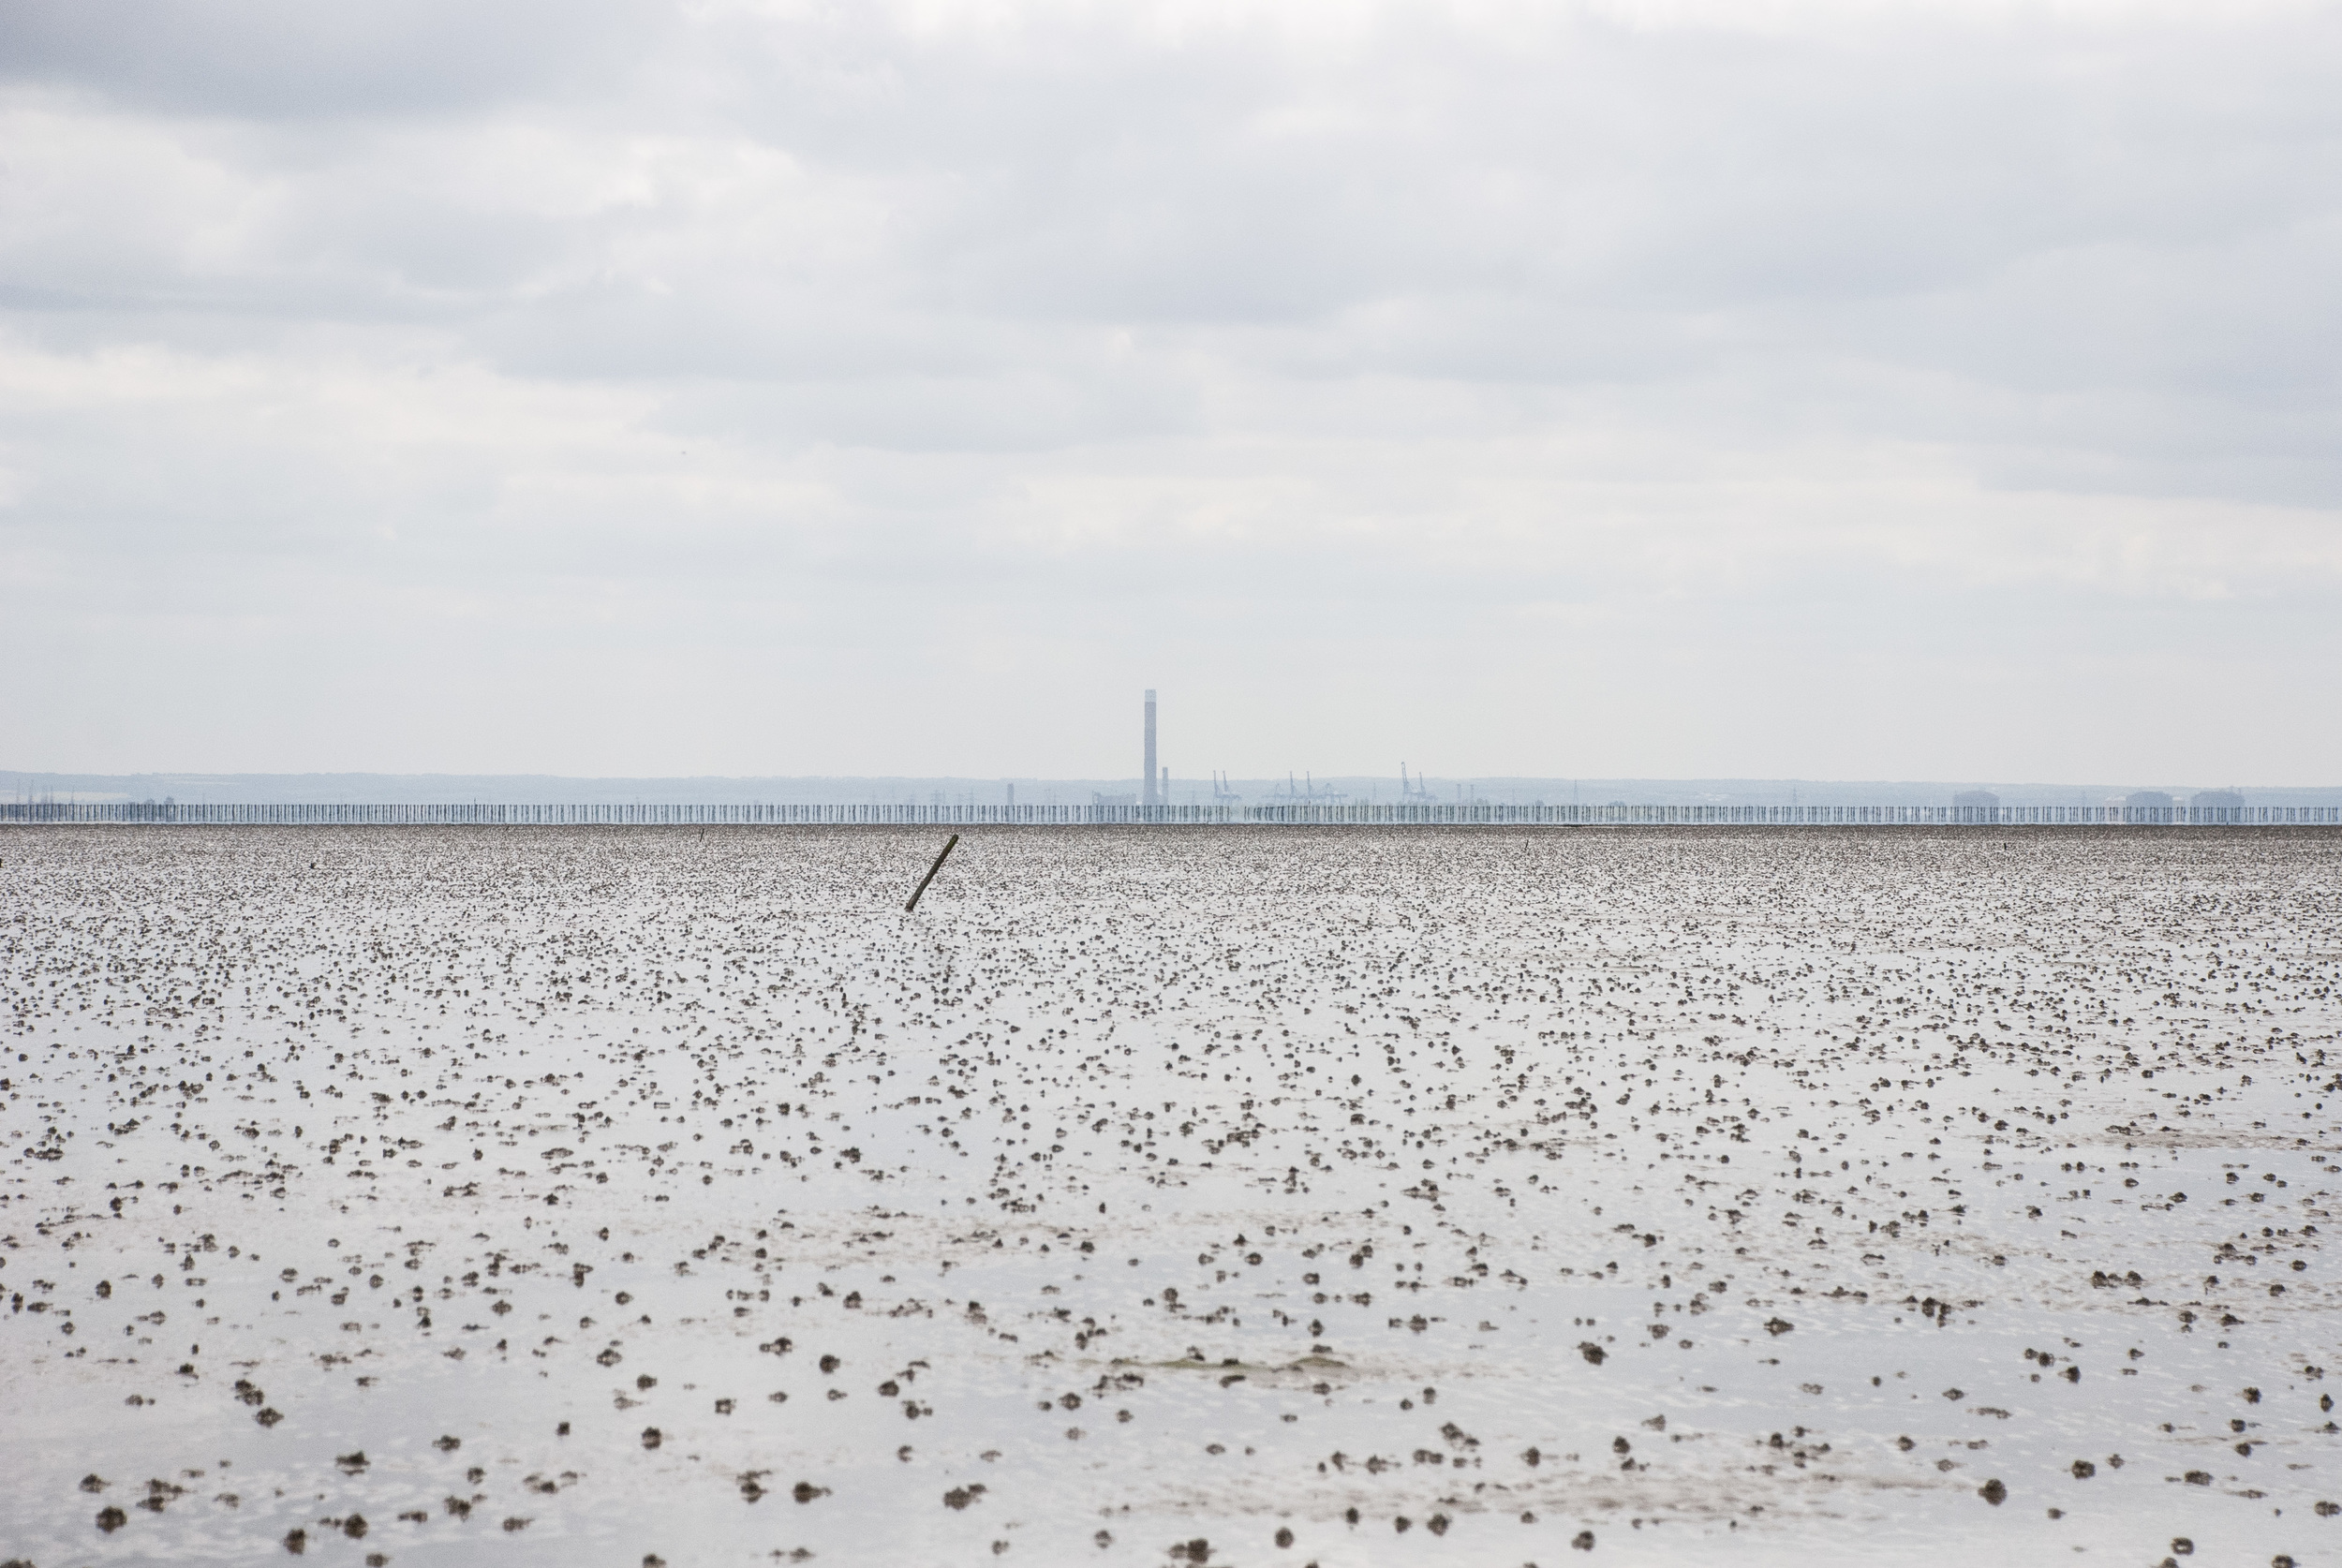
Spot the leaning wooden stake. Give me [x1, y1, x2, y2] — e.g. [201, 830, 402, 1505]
[904, 834, 960, 912]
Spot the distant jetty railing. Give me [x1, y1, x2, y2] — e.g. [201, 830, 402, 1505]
[4, 802, 2336, 827]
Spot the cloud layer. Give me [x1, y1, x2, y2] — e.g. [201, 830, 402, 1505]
[4, 0, 2337, 780]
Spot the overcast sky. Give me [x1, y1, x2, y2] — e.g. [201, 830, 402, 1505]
[2, 0, 2336, 783]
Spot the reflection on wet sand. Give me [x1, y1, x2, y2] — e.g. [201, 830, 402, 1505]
[1, 825, 2335, 1565]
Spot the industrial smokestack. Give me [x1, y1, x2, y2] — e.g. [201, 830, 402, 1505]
[1143, 689, 1158, 806]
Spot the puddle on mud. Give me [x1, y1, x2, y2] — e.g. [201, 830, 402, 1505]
[3, 825, 2337, 1565]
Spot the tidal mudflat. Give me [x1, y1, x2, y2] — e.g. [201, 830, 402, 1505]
[3, 825, 2338, 1567]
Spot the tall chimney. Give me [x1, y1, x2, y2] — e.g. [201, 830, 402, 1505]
[1143, 689, 1158, 806]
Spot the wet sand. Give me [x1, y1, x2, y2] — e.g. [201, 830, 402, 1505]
[3, 825, 2337, 1566]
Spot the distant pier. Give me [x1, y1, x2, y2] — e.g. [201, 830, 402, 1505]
[3, 802, 2335, 827]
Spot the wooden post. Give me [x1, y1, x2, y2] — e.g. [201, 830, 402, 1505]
[905, 834, 960, 912]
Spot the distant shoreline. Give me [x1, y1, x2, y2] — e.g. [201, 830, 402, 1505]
[7, 771, 2337, 811]
[6, 800, 2335, 830]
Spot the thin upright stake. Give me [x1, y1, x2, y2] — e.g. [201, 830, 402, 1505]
[905, 834, 960, 912]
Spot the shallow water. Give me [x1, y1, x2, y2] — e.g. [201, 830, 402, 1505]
[3, 825, 2338, 1567]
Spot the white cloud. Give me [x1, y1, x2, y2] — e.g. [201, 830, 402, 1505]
[1, 0, 2335, 779]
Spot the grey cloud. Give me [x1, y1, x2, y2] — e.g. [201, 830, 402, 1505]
[11, 4, 2336, 422]
[3, 1, 2339, 777]
[0, 0, 655, 116]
